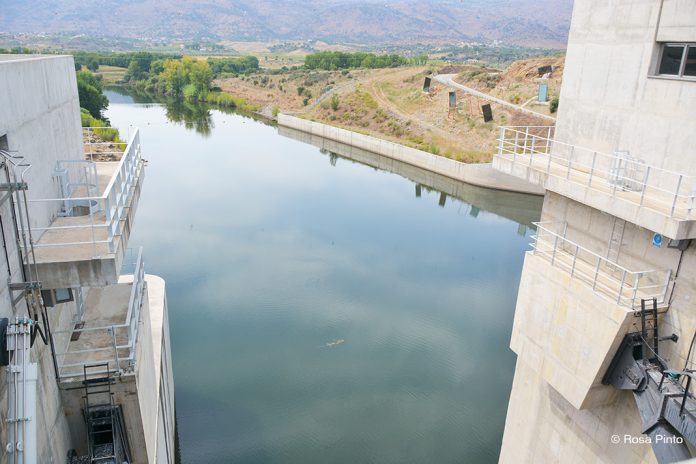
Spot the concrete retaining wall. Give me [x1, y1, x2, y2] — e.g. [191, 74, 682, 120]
[0, 54, 82, 464]
[278, 114, 544, 196]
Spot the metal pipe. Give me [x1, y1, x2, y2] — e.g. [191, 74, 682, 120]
[89, 200, 97, 258]
[640, 166, 651, 206]
[588, 152, 597, 187]
[12, 318, 19, 464]
[21, 320, 26, 464]
[551, 233, 559, 266]
[5, 164, 28, 286]
[632, 274, 641, 307]
[593, 260, 601, 290]
[662, 269, 673, 304]
[570, 245, 578, 277]
[681, 375, 691, 416]
[618, 270, 627, 304]
[672, 175, 683, 217]
[111, 326, 120, 373]
[523, 127, 529, 156]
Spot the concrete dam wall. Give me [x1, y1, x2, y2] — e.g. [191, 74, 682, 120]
[277, 114, 544, 196]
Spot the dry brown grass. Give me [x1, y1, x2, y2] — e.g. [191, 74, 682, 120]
[217, 56, 563, 163]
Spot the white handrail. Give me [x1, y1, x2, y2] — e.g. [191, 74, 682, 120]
[497, 126, 696, 219]
[25, 129, 143, 256]
[531, 221, 672, 308]
[54, 247, 146, 381]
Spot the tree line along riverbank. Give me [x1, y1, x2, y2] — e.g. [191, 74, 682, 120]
[65, 50, 563, 163]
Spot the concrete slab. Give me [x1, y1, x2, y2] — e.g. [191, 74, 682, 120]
[32, 161, 144, 288]
[494, 153, 696, 239]
[511, 252, 641, 410]
[57, 282, 133, 380]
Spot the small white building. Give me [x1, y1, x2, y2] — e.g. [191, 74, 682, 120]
[0, 54, 175, 463]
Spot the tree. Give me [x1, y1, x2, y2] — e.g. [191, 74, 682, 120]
[76, 71, 108, 119]
[189, 60, 213, 100]
[126, 53, 155, 81]
[150, 60, 165, 76]
[330, 94, 340, 111]
[161, 60, 187, 97]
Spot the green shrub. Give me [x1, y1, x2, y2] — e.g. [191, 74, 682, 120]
[550, 97, 559, 113]
[80, 108, 123, 143]
[202, 91, 258, 112]
[427, 143, 440, 155]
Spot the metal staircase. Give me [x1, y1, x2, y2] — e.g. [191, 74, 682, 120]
[83, 363, 131, 464]
[640, 297, 659, 361]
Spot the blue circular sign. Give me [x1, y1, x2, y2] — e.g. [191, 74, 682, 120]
[652, 233, 663, 248]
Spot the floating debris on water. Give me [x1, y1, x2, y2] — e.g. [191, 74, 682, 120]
[324, 339, 345, 348]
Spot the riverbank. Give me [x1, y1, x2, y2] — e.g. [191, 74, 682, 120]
[278, 113, 544, 195]
[219, 57, 562, 163]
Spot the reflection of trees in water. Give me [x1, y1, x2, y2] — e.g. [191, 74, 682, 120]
[107, 86, 275, 137]
[164, 100, 214, 137]
[318, 149, 340, 167]
[105, 86, 156, 104]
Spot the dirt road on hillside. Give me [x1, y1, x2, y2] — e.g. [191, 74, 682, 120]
[434, 74, 556, 122]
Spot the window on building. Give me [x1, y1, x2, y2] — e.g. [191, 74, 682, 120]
[41, 288, 74, 307]
[657, 43, 696, 79]
[685, 47, 696, 77]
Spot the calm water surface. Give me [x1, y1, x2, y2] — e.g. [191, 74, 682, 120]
[104, 91, 542, 464]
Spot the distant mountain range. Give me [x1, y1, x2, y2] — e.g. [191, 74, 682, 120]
[0, 0, 573, 48]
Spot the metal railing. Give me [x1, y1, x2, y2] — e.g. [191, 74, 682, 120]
[55, 247, 146, 381]
[26, 128, 143, 258]
[531, 222, 672, 309]
[83, 127, 128, 162]
[497, 126, 696, 219]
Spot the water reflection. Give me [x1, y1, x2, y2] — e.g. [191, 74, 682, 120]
[105, 87, 273, 137]
[279, 126, 543, 228]
[439, 192, 447, 208]
[104, 86, 157, 104]
[164, 100, 214, 137]
[105, 98, 543, 464]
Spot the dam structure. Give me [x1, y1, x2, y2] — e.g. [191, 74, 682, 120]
[494, 0, 696, 462]
[0, 54, 175, 463]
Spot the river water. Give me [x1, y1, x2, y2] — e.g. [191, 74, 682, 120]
[104, 90, 542, 464]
